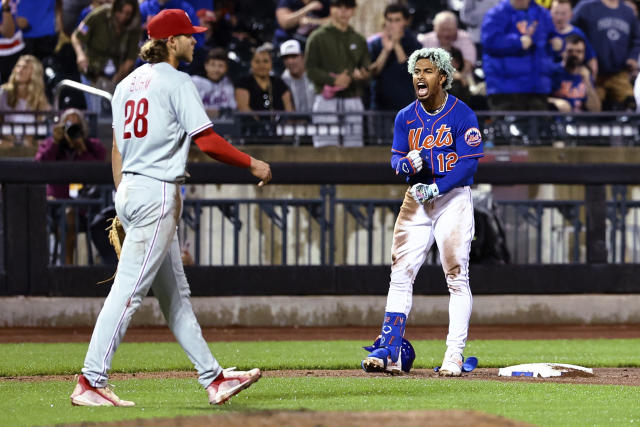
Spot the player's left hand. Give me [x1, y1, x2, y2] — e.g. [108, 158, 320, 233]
[249, 157, 272, 187]
[410, 183, 439, 204]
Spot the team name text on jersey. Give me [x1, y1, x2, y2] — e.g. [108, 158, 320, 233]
[408, 124, 453, 151]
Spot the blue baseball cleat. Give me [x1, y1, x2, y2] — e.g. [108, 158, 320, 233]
[361, 347, 392, 373]
[361, 337, 415, 375]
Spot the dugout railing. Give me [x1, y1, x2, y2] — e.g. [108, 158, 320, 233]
[1, 161, 640, 296]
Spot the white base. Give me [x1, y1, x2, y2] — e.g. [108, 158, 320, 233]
[498, 363, 594, 378]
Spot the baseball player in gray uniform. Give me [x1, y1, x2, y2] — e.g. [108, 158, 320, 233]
[70, 9, 271, 407]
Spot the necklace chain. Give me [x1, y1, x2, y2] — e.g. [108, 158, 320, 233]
[421, 93, 448, 116]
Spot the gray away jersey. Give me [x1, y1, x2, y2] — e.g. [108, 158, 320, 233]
[112, 62, 212, 182]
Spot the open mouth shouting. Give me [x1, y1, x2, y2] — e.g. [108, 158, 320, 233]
[416, 81, 428, 98]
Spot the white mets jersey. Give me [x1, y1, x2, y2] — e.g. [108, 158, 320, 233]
[112, 62, 212, 182]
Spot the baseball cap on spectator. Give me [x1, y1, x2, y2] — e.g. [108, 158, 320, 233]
[196, 9, 216, 23]
[147, 9, 207, 39]
[280, 40, 302, 57]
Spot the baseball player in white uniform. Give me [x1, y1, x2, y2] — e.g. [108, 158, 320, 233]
[70, 9, 271, 407]
[362, 48, 483, 376]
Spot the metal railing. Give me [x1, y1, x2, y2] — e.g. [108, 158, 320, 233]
[43, 184, 640, 266]
[214, 111, 640, 147]
[1, 108, 639, 147]
[4, 161, 640, 296]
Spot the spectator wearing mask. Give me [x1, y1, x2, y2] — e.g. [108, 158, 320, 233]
[549, 0, 597, 75]
[35, 108, 106, 265]
[368, 3, 421, 111]
[305, 0, 370, 147]
[0, 0, 25, 83]
[572, 0, 640, 110]
[0, 54, 50, 147]
[191, 47, 237, 117]
[419, 10, 477, 78]
[549, 34, 601, 112]
[279, 39, 315, 112]
[481, 0, 560, 110]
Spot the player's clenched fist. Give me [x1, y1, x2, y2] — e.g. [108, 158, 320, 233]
[396, 150, 423, 175]
[407, 150, 423, 172]
[410, 183, 439, 204]
[249, 157, 272, 187]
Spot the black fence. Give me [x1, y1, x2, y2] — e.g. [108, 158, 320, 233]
[2, 160, 640, 296]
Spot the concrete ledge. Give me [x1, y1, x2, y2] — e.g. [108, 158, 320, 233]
[1, 295, 640, 327]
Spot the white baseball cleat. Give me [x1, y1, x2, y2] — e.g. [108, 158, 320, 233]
[439, 350, 463, 377]
[207, 367, 261, 405]
[70, 374, 135, 407]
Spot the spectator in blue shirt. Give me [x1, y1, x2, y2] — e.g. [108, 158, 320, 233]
[549, 34, 601, 112]
[481, 0, 561, 110]
[368, 3, 422, 111]
[571, 0, 640, 110]
[549, 0, 597, 75]
[16, 0, 60, 62]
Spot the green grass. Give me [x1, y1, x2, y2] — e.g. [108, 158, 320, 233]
[1, 377, 639, 427]
[2, 339, 640, 426]
[1, 339, 639, 376]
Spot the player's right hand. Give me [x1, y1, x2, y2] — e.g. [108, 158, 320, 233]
[249, 157, 272, 187]
[395, 153, 421, 176]
[407, 150, 423, 173]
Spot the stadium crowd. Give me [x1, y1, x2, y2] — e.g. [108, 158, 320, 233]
[0, 0, 639, 148]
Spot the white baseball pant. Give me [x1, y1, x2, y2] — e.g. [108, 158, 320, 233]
[385, 186, 475, 353]
[82, 173, 221, 388]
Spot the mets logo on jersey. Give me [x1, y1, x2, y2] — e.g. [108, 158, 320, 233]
[408, 124, 453, 150]
[464, 127, 482, 147]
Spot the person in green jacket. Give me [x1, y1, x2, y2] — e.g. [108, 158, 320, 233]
[305, 0, 370, 147]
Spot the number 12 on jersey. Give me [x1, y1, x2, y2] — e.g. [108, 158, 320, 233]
[123, 98, 149, 139]
[437, 152, 458, 173]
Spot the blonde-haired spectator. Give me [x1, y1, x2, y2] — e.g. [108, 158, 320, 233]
[418, 11, 477, 78]
[0, 54, 50, 147]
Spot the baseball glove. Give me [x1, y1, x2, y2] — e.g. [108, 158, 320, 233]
[97, 217, 125, 285]
[106, 216, 126, 259]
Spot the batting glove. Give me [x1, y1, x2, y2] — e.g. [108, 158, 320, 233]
[410, 183, 439, 204]
[395, 150, 423, 176]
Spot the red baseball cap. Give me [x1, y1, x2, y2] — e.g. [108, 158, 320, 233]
[147, 9, 207, 39]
